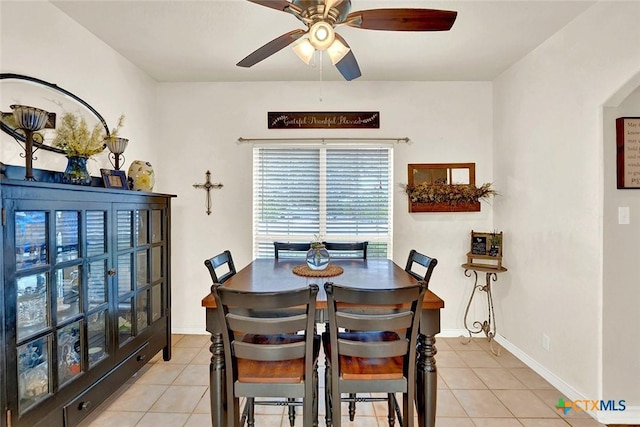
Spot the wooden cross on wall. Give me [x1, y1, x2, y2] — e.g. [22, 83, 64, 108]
[192, 170, 223, 215]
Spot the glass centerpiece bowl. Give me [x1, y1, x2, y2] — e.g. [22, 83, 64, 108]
[306, 240, 330, 271]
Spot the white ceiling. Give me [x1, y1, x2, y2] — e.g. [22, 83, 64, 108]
[50, 0, 595, 83]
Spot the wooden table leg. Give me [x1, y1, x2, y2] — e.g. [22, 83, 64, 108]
[209, 331, 226, 427]
[417, 309, 440, 427]
[206, 306, 227, 427]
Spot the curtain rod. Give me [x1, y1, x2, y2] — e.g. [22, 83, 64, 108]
[237, 137, 410, 144]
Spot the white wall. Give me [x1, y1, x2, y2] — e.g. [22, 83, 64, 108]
[603, 85, 640, 406]
[0, 1, 158, 175]
[493, 0, 640, 411]
[155, 81, 494, 334]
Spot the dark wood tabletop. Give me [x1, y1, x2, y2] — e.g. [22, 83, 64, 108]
[202, 258, 444, 310]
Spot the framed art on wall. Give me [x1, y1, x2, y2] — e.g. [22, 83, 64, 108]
[616, 117, 640, 189]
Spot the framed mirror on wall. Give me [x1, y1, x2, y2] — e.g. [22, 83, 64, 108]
[0, 73, 110, 155]
[406, 162, 483, 212]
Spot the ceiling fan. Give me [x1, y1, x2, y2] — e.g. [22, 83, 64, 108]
[237, 0, 457, 81]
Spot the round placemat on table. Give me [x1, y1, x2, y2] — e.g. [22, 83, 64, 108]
[292, 264, 344, 277]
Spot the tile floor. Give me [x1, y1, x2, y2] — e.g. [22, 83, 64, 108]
[79, 334, 610, 427]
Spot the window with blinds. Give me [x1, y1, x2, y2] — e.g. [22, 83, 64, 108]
[253, 145, 392, 258]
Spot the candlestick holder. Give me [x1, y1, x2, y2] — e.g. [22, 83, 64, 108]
[104, 137, 128, 170]
[10, 104, 50, 180]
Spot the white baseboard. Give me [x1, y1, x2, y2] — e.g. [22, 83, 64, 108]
[494, 335, 640, 424]
[172, 327, 209, 335]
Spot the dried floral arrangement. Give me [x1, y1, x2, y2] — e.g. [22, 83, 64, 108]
[404, 182, 497, 205]
[53, 113, 124, 157]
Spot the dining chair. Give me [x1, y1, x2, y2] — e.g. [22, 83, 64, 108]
[211, 283, 320, 427]
[322, 241, 368, 259]
[204, 250, 236, 284]
[404, 249, 438, 282]
[274, 241, 311, 259]
[323, 281, 429, 427]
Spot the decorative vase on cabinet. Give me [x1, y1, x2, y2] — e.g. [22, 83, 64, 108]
[127, 160, 155, 191]
[62, 156, 91, 186]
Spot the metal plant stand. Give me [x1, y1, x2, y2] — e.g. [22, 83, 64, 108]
[460, 263, 507, 356]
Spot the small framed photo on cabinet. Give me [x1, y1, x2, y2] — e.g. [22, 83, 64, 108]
[101, 169, 128, 189]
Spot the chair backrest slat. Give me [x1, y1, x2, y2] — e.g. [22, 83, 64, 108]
[405, 249, 438, 282]
[273, 241, 311, 259]
[323, 241, 368, 259]
[233, 341, 306, 361]
[336, 311, 413, 331]
[204, 250, 236, 284]
[337, 339, 409, 359]
[227, 313, 309, 335]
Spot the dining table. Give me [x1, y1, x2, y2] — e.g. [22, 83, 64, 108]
[201, 258, 445, 427]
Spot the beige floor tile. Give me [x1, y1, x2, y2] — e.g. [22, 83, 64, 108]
[529, 390, 592, 419]
[135, 412, 190, 427]
[439, 373, 449, 389]
[472, 418, 524, 426]
[174, 334, 210, 348]
[509, 368, 555, 389]
[172, 364, 210, 386]
[458, 350, 503, 368]
[165, 346, 200, 364]
[434, 417, 476, 426]
[452, 390, 512, 418]
[252, 398, 288, 415]
[190, 347, 213, 365]
[171, 334, 186, 345]
[438, 350, 468, 367]
[107, 383, 168, 412]
[149, 385, 208, 413]
[193, 390, 211, 413]
[494, 352, 528, 369]
[334, 414, 380, 426]
[436, 337, 453, 351]
[82, 410, 145, 427]
[493, 390, 559, 418]
[564, 418, 607, 427]
[239, 414, 284, 427]
[439, 367, 488, 389]
[442, 337, 485, 351]
[474, 339, 507, 354]
[135, 363, 186, 384]
[473, 368, 528, 390]
[437, 389, 468, 417]
[519, 419, 572, 426]
[183, 413, 213, 427]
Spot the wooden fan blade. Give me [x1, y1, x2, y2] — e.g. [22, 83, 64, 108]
[345, 8, 457, 31]
[247, 0, 293, 12]
[237, 29, 306, 68]
[333, 34, 361, 81]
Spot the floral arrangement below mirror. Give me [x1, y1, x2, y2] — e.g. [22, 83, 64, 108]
[404, 182, 497, 205]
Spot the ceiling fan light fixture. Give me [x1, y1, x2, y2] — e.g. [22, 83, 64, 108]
[293, 39, 315, 64]
[326, 38, 350, 65]
[308, 21, 335, 51]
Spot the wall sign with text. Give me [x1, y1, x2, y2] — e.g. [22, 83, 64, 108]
[616, 117, 640, 189]
[268, 111, 380, 129]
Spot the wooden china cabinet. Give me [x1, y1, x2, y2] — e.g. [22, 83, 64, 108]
[0, 168, 174, 427]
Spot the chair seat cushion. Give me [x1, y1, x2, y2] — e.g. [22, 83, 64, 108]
[237, 334, 320, 383]
[322, 331, 404, 380]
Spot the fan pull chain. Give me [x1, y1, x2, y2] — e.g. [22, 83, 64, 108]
[319, 51, 324, 102]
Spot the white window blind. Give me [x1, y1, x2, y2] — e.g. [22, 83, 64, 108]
[253, 145, 392, 258]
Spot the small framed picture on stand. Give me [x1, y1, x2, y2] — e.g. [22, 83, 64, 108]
[100, 169, 128, 189]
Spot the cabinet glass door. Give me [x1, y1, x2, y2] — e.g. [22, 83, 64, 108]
[17, 335, 51, 412]
[115, 206, 164, 346]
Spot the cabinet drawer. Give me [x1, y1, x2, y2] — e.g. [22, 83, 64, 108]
[64, 343, 150, 426]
